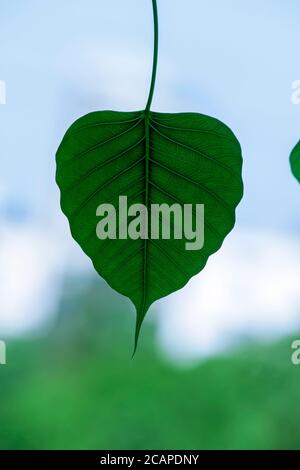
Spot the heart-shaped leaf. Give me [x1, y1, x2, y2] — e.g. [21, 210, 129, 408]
[56, 0, 243, 351]
[56, 110, 243, 348]
[290, 141, 300, 183]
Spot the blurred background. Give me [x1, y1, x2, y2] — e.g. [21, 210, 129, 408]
[1, 0, 300, 450]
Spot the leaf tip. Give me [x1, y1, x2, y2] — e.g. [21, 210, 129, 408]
[131, 309, 147, 358]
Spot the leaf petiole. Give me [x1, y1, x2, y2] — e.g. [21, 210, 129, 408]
[145, 0, 159, 113]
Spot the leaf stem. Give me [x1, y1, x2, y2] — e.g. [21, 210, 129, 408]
[133, 0, 159, 355]
[145, 0, 159, 112]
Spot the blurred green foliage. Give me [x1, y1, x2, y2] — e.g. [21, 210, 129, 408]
[0, 277, 299, 450]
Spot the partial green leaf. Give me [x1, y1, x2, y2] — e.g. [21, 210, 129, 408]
[290, 141, 300, 183]
[56, 110, 243, 348]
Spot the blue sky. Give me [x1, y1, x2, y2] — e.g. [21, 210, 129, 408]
[1, 0, 300, 228]
[1, 1, 300, 358]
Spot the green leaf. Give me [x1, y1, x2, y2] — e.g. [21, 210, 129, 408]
[56, 0, 243, 351]
[290, 141, 300, 183]
[56, 110, 243, 349]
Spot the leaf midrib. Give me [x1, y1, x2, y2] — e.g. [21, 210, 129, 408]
[139, 112, 151, 327]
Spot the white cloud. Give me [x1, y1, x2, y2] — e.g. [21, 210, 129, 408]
[156, 229, 300, 361]
[58, 40, 176, 111]
[2, 222, 300, 363]
[0, 223, 65, 336]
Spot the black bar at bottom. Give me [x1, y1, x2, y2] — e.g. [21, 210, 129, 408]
[0, 449, 298, 465]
